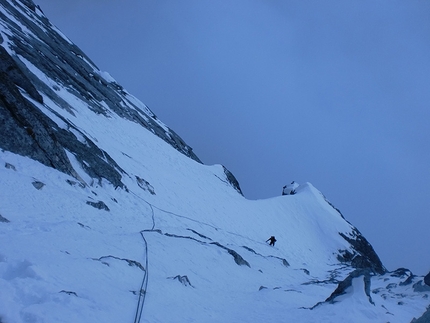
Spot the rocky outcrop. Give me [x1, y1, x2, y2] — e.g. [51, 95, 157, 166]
[338, 228, 386, 274]
[223, 166, 243, 195]
[390, 268, 415, 286]
[424, 272, 430, 287]
[411, 306, 430, 323]
[31, 180, 45, 190]
[168, 275, 194, 287]
[136, 176, 155, 195]
[310, 269, 374, 309]
[0, 0, 202, 191]
[86, 200, 110, 211]
[210, 242, 250, 267]
[0, 13, 124, 187]
[0, 214, 10, 223]
[92, 255, 145, 272]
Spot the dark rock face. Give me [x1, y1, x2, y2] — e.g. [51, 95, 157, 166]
[136, 176, 155, 195]
[210, 242, 250, 267]
[389, 268, 415, 286]
[413, 281, 430, 292]
[323, 269, 374, 306]
[168, 275, 194, 287]
[0, 45, 74, 175]
[32, 180, 45, 190]
[0, 0, 202, 189]
[411, 307, 430, 323]
[223, 166, 243, 196]
[338, 228, 386, 274]
[5, 162, 16, 170]
[86, 200, 110, 211]
[0, 214, 10, 223]
[323, 197, 384, 274]
[424, 271, 430, 287]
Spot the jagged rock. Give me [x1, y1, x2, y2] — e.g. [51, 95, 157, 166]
[32, 180, 45, 190]
[136, 176, 155, 195]
[391, 268, 412, 277]
[59, 290, 78, 297]
[222, 166, 243, 196]
[387, 268, 415, 286]
[338, 228, 386, 274]
[168, 275, 194, 287]
[400, 275, 415, 286]
[86, 200, 110, 211]
[210, 242, 250, 267]
[282, 181, 298, 196]
[0, 214, 10, 223]
[268, 255, 290, 267]
[323, 195, 346, 220]
[0, 52, 124, 188]
[242, 246, 257, 254]
[157, 231, 251, 267]
[0, 46, 43, 103]
[0, 0, 206, 191]
[66, 179, 85, 188]
[323, 269, 374, 306]
[241, 246, 289, 267]
[227, 249, 250, 267]
[413, 281, 430, 293]
[301, 268, 310, 275]
[411, 306, 430, 323]
[20, 0, 37, 11]
[4, 162, 16, 170]
[425, 272, 430, 287]
[93, 255, 145, 271]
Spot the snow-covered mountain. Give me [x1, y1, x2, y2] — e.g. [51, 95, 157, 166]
[0, 1, 429, 322]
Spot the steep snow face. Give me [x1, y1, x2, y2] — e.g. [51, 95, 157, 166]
[1, 150, 429, 323]
[0, 0, 202, 189]
[0, 0, 429, 322]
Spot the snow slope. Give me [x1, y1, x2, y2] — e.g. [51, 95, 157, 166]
[0, 1, 429, 322]
[1, 126, 428, 322]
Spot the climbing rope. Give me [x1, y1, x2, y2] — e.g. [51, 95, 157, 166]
[128, 188, 273, 322]
[131, 196, 154, 323]
[133, 230, 150, 323]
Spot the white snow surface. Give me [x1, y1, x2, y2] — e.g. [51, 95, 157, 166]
[0, 1, 429, 322]
[0, 115, 429, 322]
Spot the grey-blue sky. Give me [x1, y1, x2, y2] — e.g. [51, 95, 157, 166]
[35, 0, 430, 275]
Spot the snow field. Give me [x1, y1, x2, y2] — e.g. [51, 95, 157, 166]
[0, 1, 429, 320]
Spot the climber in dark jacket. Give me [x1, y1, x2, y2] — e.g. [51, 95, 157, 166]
[266, 236, 276, 246]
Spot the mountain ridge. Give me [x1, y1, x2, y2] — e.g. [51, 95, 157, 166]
[0, 1, 429, 322]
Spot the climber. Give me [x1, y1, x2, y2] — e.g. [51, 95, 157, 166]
[266, 236, 276, 246]
[282, 181, 297, 195]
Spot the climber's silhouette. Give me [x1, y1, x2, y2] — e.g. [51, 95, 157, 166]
[266, 236, 276, 246]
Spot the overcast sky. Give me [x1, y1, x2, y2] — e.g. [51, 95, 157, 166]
[34, 0, 430, 275]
